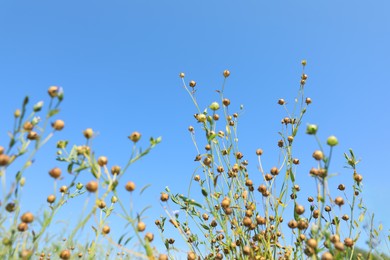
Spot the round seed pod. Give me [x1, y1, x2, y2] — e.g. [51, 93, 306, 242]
[21, 212, 34, 223]
[125, 181, 136, 192]
[52, 120, 65, 131]
[97, 156, 108, 167]
[137, 221, 146, 232]
[59, 249, 71, 259]
[86, 181, 98, 192]
[47, 195, 56, 204]
[49, 167, 62, 179]
[83, 128, 94, 139]
[102, 225, 110, 235]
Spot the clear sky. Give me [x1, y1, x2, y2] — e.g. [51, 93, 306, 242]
[1, 0, 389, 255]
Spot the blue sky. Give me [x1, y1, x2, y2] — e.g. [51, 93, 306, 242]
[1, 0, 389, 255]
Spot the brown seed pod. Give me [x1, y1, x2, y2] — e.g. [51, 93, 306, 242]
[0, 154, 10, 166]
[59, 185, 68, 193]
[295, 205, 305, 215]
[137, 221, 146, 232]
[110, 165, 121, 175]
[338, 184, 346, 191]
[236, 152, 243, 159]
[321, 252, 333, 260]
[48, 86, 59, 97]
[288, 220, 298, 229]
[330, 234, 340, 243]
[334, 242, 345, 252]
[256, 149, 263, 156]
[5, 203, 16, 212]
[179, 72, 185, 78]
[129, 131, 141, 143]
[223, 70, 230, 78]
[21, 212, 34, 223]
[325, 206, 332, 212]
[83, 128, 94, 139]
[97, 200, 106, 209]
[145, 232, 154, 242]
[49, 167, 62, 179]
[243, 246, 251, 255]
[202, 213, 209, 221]
[308, 196, 314, 202]
[297, 219, 309, 230]
[125, 181, 136, 192]
[307, 238, 318, 249]
[342, 214, 349, 221]
[243, 217, 252, 227]
[194, 175, 200, 181]
[313, 209, 320, 219]
[52, 120, 65, 131]
[312, 150, 324, 161]
[213, 114, 220, 121]
[270, 167, 279, 176]
[18, 222, 28, 232]
[23, 121, 34, 131]
[278, 99, 285, 105]
[306, 97, 312, 104]
[189, 80, 196, 87]
[221, 197, 230, 209]
[278, 140, 284, 148]
[160, 193, 169, 202]
[86, 181, 98, 192]
[203, 157, 212, 167]
[47, 195, 56, 204]
[344, 238, 354, 247]
[222, 98, 230, 106]
[245, 179, 253, 187]
[102, 225, 110, 235]
[187, 252, 197, 260]
[97, 156, 108, 167]
[59, 249, 71, 259]
[334, 197, 344, 206]
[265, 174, 273, 181]
[159, 254, 168, 260]
[293, 158, 300, 165]
[27, 131, 39, 140]
[354, 174, 363, 183]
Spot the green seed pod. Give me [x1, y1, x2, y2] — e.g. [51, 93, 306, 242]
[327, 135, 338, 146]
[209, 102, 220, 111]
[306, 124, 318, 135]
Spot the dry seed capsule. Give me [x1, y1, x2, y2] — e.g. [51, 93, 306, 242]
[102, 225, 110, 235]
[86, 181, 98, 192]
[223, 70, 230, 78]
[49, 167, 62, 179]
[83, 128, 94, 139]
[52, 120, 65, 131]
[160, 193, 169, 202]
[125, 181, 136, 192]
[97, 156, 108, 167]
[145, 232, 154, 242]
[21, 212, 34, 223]
[48, 86, 59, 97]
[129, 131, 141, 142]
[137, 221, 146, 232]
[0, 154, 10, 166]
[59, 249, 71, 259]
[47, 195, 56, 204]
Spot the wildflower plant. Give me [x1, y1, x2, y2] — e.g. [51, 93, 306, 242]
[159, 63, 387, 260]
[0, 87, 162, 259]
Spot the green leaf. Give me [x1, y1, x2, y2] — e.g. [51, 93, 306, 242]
[140, 184, 151, 195]
[48, 109, 60, 118]
[67, 162, 74, 174]
[207, 133, 217, 142]
[200, 224, 210, 230]
[139, 205, 152, 217]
